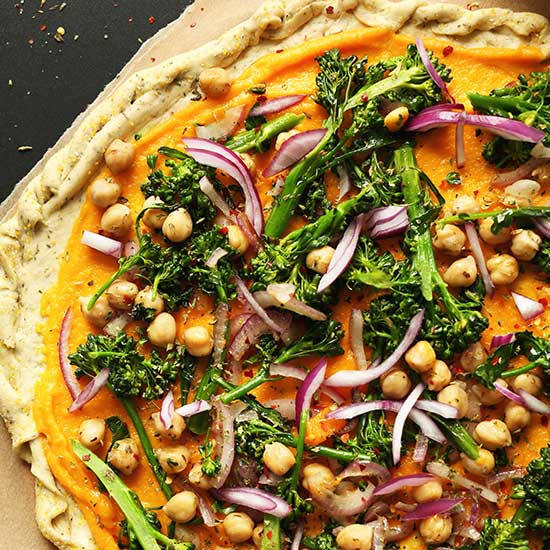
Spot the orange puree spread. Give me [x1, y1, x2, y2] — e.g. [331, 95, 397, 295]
[34, 27, 549, 549]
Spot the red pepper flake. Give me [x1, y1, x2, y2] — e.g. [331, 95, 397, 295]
[27, 38, 34, 45]
[326, 5, 334, 14]
[244, 369, 253, 378]
[40, 24, 47, 32]
[82, 454, 91, 462]
[442, 45, 453, 56]
[150, 57, 156, 63]
[514, 323, 520, 329]
[148, 15, 156, 24]
[267, 531, 273, 540]
[276, 49, 284, 53]
[257, 95, 267, 104]
[541, 416, 549, 427]
[539, 297, 548, 307]
[360, 94, 369, 103]
[219, 226, 229, 235]
[455, 366, 465, 374]
[466, 2, 479, 10]
[505, 81, 516, 88]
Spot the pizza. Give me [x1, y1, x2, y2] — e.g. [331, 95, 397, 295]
[2, 1, 550, 549]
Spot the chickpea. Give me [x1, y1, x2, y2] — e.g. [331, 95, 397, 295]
[511, 373, 542, 396]
[306, 246, 335, 275]
[147, 312, 177, 348]
[275, 130, 299, 151]
[302, 463, 335, 496]
[183, 326, 214, 357]
[474, 419, 512, 450]
[405, 340, 436, 373]
[163, 490, 198, 523]
[81, 295, 114, 328]
[142, 196, 167, 230]
[384, 106, 409, 132]
[107, 438, 140, 475]
[437, 384, 469, 419]
[381, 368, 412, 400]
[100, 203, 132, 238]
[188, 462, 213, 490]
[223, 512, 254, 543]
[162, 208, 193, 243]
[419, 515, 453, 545]
[79, 418, 106, 451]
[198, 67, 232, 98]
[252, 524, 264, 548]
[152, 411, 185, 440]
[532, 163, 550, 185]
[478, 218, 512, 246]
[503, 179, 540, 207]
[262, 442, 296, 476]
[157, 445, 190, 474]
[505, 402, 531, 433]
[451, 195, 481, 216]
[89, 178, 121, 208]
[227, 224, 249, 255]
[105, 139, 135, 174]
[433, 224, 466, 256]
[335, 524, 374, 550]
[486, 254, 519, 285]
[443, 255, 478, 288]
[473, 378, 508, 405]
[460, 342, 488, 373]
[461, 448, 495, 476]
[422, 359, 452, 392]
[510, 229, 542, 261]
[106, 280, 138, 311]
[135, 286, 165, 316]
[412, 479, 443, 503]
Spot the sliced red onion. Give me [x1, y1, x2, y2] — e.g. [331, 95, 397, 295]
[415, 38, 453, 100]
[383, 518, 413, 543]
[296, 357, 327, 419]
[234, 210, 261, 254]
[364, 205, 408, 231]
[393, 383, 425, 465]
[259, 470, 284, 486]
[458, 525, 482, 542]
[213, 487, 291, 518]
[324, 309, 424, 387]
[81, 230, 122, 258]
[406, 108, 463, 132]
[103, 313, 131, 337]
[211, 400, 240, 489]
[491, 157, 546, 187]
[197, 493, 216, 527]
[490, 333, 516, 349]
[426, 461, 498, 503]
[403, 497, 464, 521]
[415, 399, 459, 419]
[199, 176, 232, 218]
[517, 389, 550, 415]
[311, 482, 375, 517]
[467, 114, 545, 143]
[318, 214, 364, 293]
[249, 95, 306, 117]
[464, 222, 494, 298]
[373, 473, 434, 498]
[124, 240, 137, 257]
[511, 291, 544, 321]
[336, 460, 390, 483]
[205, 247, 229, 268]
[253, 284, 327, 321]
[263, 398, 296, 421]
[336, 165, 351, 201]
[349, 309, 368, 370]
[263, 128, 327, 177]
[533, 218, 550, 239]
[290, 522, 304, 550]
[59, 307, 79, 400]
[326, 400, 401, 419]
[68, 367, 110, 412]
[413, 434, 429, 463]
[368, 209, 409, 240]
[175, 399, 211, 418]
[212, 302, 229, 373]
[183, 138, 263, 234]
[456, 110, 466, 168]
[160, 390, 175, 430]
[487, 466, 525, 486]
[195, 105, 245, 140]
[372, 518, 385, 550]
[408, 409, 447, 444]
[494, 382, 525, 406]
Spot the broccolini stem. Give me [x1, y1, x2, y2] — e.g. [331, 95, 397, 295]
[219, 365, 281, 404]
[261, 515, 282, 550]
[500, 360, 540, 379]
[290, 410, 309, 490]
[431, 415, 480, 460]
[467, 92, 534, 114]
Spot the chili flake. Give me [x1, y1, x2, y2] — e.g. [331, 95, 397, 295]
[442, 45, 454, 56]
[148, 15, 156, 24]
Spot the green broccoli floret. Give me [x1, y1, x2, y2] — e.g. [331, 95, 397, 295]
[535, 238, 550, 273]
[459, 518, 529, 550]
[302, 524, 338, 550]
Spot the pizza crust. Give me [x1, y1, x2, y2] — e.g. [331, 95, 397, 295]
[0, 1, 548, 548]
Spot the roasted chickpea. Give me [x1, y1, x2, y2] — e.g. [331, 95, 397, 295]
[405, 340, 436, 373]
[157, 445, 190, 474]
[107, 438, 139, 475]
[413, 479, 443, 503]
[443, 255, 477, 288]
[336, 524, 373, 550]
[487, 254, 519, 285]
[188, 462, 213, 490]
[306, 246, 335, 275]
[81, 295, 114, 328]
[473, 378, 507, 405]
[106, 280, 139, 311]
[147, 312, 177, 348]
[505, 402, 531, 433]
[275, 130, 299, 151]
[135, 286, 165, 316]
[163, 491, 198, 523]
[460, 342, 488, 373]
[422, 359, 452, 392]
[142, 196, 167, 229]
[89, 178, 121, 207]
[478, 218, 512, 246]
[223, 512, 254, 543]
[510, 229, 542, 261]
[474, 419, 512, 450]
[262, 442, 296, 476]
[198, 67, 231, 98]
[511, 373, 542, 396]
[437, 384, 469, 419]
[162, 208, 193, 243]
[183, 326, 214, 357]
[302, 463, 335, 496]
[451, 195, 481, 216]
[532, 163, 550, 185]
[252, 524, 264, 548]
[79, 418, 106, 451]
[227, 224, 249, 255]
[461, 448, 495, 476]
[503, 179, 540, 207]
[100, 203, 132, 238]
[383, 106, 410, 132]
[152, 411, 185, 440]
[419, 515, 452, 545]
[381, 368, 412, 400]
[433, 224, 466, 256]
[105, 138, 135, 174]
